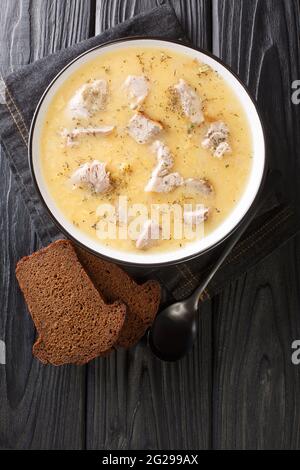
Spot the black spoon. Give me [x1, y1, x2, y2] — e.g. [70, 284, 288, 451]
[149, 172, 275, 361]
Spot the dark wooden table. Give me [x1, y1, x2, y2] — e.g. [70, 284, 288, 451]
[1, 0, 300, 450]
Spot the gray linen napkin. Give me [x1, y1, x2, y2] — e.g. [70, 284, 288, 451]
[0, 4, 298, 303]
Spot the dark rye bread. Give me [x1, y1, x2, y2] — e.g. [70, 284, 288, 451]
[16, 240, 126, 365]
[75, 247, 161, 348]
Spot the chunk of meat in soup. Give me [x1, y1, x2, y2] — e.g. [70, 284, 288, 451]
[127, 112, 163, 144]
[61, 126, 114, 147]
[201, 121, 231, 158]
[151, 140, 174, 176]
[184, 178, 213, 196]
[174, 79, 204, 124]
[145, 170, 183, 193]
[136, 219, 161, 250]
[123, 75, 149, 109]
[213, 141, 231, 159]
[145, 141, 183, 193]
[70, 160, 111, 194]
[68, 79, 108, 119]
[184, 206, 209, 225]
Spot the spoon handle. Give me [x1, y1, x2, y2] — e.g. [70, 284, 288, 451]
[191, 170, 278, 311]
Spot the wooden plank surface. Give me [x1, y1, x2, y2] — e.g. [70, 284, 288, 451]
[95, 0, 212, 49]
[212, 0, 300, 449]
[84, 0, 213, 450]
[212, 242, 300, 449]
[0, 0, 93, 449]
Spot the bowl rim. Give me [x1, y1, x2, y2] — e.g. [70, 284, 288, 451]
[29, 36, 267, 268]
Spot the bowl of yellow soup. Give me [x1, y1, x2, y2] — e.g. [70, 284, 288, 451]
[29, 38, 266, 266]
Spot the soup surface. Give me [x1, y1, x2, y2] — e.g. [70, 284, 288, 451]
[41, 46, 252, 253]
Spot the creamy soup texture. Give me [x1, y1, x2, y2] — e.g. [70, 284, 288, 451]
[41, 47, 252, 253]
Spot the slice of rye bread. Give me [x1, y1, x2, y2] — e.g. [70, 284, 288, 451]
[16, 240, 126, 365]
[75, 247, 161, 348]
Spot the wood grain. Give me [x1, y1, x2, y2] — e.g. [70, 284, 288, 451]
[212, 241, 300, 449]
[0, 0, 93, 449]
[212, 0, 300, 449]
[85, 303, 212, 450]
[213, 0, 300, 207]
[85, 0, 213, 450]
[95, 0, 212, 49]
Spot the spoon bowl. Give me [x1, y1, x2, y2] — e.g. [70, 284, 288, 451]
[148, 301, 197, 361]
